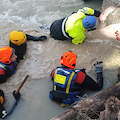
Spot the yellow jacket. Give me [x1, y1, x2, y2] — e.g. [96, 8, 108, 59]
[65, 7, 94, 45]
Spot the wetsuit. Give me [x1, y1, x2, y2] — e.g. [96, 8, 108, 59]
[50, 67, 85, 105]
[51, 67, 103, 91]
[50, 66, 103, 105]
[9, 34, 37, 61]
[9, 34, 47, 61]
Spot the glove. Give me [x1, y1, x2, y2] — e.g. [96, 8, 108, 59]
[4, 67, 12, 77]
[16, 59, 20, 63]
[13, 91, 20, 100]
[33, 36, 47, 41]
[81, 68, 86, 74]
[94, 61, 103, 73]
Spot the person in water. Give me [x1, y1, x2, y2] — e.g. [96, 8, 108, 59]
[0, 46, 17, 83]
[0, 89, 20, 119]
[9, 30, 47, 62]
[50, 7, 107, 45]
[49, 51, 103, 106]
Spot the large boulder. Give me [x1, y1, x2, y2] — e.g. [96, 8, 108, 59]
[100, 0, 120, 27]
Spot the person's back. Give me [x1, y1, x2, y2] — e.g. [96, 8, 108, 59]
[50, 7, 106, 45]
[49, 51, 103, 106]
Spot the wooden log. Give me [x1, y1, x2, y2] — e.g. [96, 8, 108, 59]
[99, 96, 120, 120]
[50, 82, 120, 120]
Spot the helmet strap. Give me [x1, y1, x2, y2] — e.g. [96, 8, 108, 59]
[87, 27, 96, 32]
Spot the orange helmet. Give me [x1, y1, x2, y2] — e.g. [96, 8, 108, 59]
[60, 51, 77, 69]
[0, 47, 15, 64]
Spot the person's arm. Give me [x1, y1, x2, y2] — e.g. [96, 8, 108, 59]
[72, 35, 86, 45]
[80, 7, 107, 21]
[0, 69, 8, 83]
[94, 10, 101, 17]
[79, 7, 101, 17]
[0, 75, 7, 83]
[75, 71, 86, 84]
[0, 67, 13, 83]
[26, 34, 47, 41]
[50, 68, 56, 81]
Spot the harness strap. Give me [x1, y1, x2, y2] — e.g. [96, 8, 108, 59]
[56, 86, 80, 92]
[54, 69, 59, 91]
[0, 64, 6, 70]
[66, 71, 75, 94]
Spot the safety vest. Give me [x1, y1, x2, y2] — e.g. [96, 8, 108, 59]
[65, 7, 94, 45]
[49, 67, 83, 105]
[0, 62, 17, 74]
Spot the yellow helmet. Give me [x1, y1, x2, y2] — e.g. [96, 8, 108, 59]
[9, 30, 27, 46]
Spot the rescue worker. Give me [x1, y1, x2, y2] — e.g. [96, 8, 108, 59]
[0, 46, 17, 83]
[49, 51, 103, 106]
[0, 89, 20, 119]
[9, 30, 47, 62]
[50, 7, 107, 45]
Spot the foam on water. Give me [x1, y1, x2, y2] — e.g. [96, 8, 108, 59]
[0, 0, 103, 29]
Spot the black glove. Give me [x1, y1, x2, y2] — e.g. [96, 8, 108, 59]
[33, 36, 47, 41]
[4, 67, 12, 77]
[81, 68, 86, 74]
[16, 59, 20, 63]
[13, 91, 20, 100]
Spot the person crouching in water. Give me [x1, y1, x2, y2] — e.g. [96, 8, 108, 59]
[0, 47, 17, 83]
[0, 89, 20, 119]
[9, 30, 47, 62]
[50, 7, 107, 45]
[49, 51, 103, 106]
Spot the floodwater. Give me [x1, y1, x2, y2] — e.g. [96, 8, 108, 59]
[0, 0, 104, 120]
